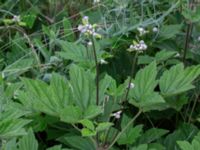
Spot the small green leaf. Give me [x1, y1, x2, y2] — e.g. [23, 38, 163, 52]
[79, 119, 95, 131]
[81, 128, 96, 137]
[96, 122, 113, 132]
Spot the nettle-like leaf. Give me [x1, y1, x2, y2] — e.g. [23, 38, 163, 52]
[69, 64, 112, 109]
[19, 73, 70, 116]
[18, 128, 38, 150]
[0, 110, 30, 139]
[159, 63, 200, 96]
[129, 62, 166, 111]
[177, 132, 200, 150]
[69, 64, 96, 110]
[19, 65, 109, 123]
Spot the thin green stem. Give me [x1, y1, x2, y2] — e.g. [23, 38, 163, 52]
[182, 0, 194, 64]
[91, 36, 99, 105]
[183, 23, 192, 64]
[107, 110, 142, 149]
[90, 36, 100, 146]
[188, 93, 199, 123]
[123, 52, 138, 102]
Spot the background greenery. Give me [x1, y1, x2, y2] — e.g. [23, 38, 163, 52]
[0, 0, 200, 149]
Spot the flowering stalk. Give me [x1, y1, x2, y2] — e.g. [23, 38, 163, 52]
[91, 36, 100, 105]
[123, 52, 138, 102]
[78, 16, 102, 105]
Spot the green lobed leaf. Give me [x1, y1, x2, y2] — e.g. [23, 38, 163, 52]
[69, 64, 96, 110]
[159, 64, 200, 96]
[129, 61, 166, 111]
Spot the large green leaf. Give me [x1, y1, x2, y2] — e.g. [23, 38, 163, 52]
[20, 73, 70, 116]
[129, 62, 166, 111]
[159, 64, 200, 96]
[69, 65, 96, 110]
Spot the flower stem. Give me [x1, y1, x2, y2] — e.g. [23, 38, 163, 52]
[107, 110, 142, 149]
[123, 52, 138, 102]
[182, 0, 194, 64]
[91, 36, 99, 105]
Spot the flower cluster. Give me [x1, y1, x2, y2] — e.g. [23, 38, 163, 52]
[78, 16, 101, 38]
[111, 110, 122, 119]
[137, 27, 148, 36]
[128, 40, 148, 53]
